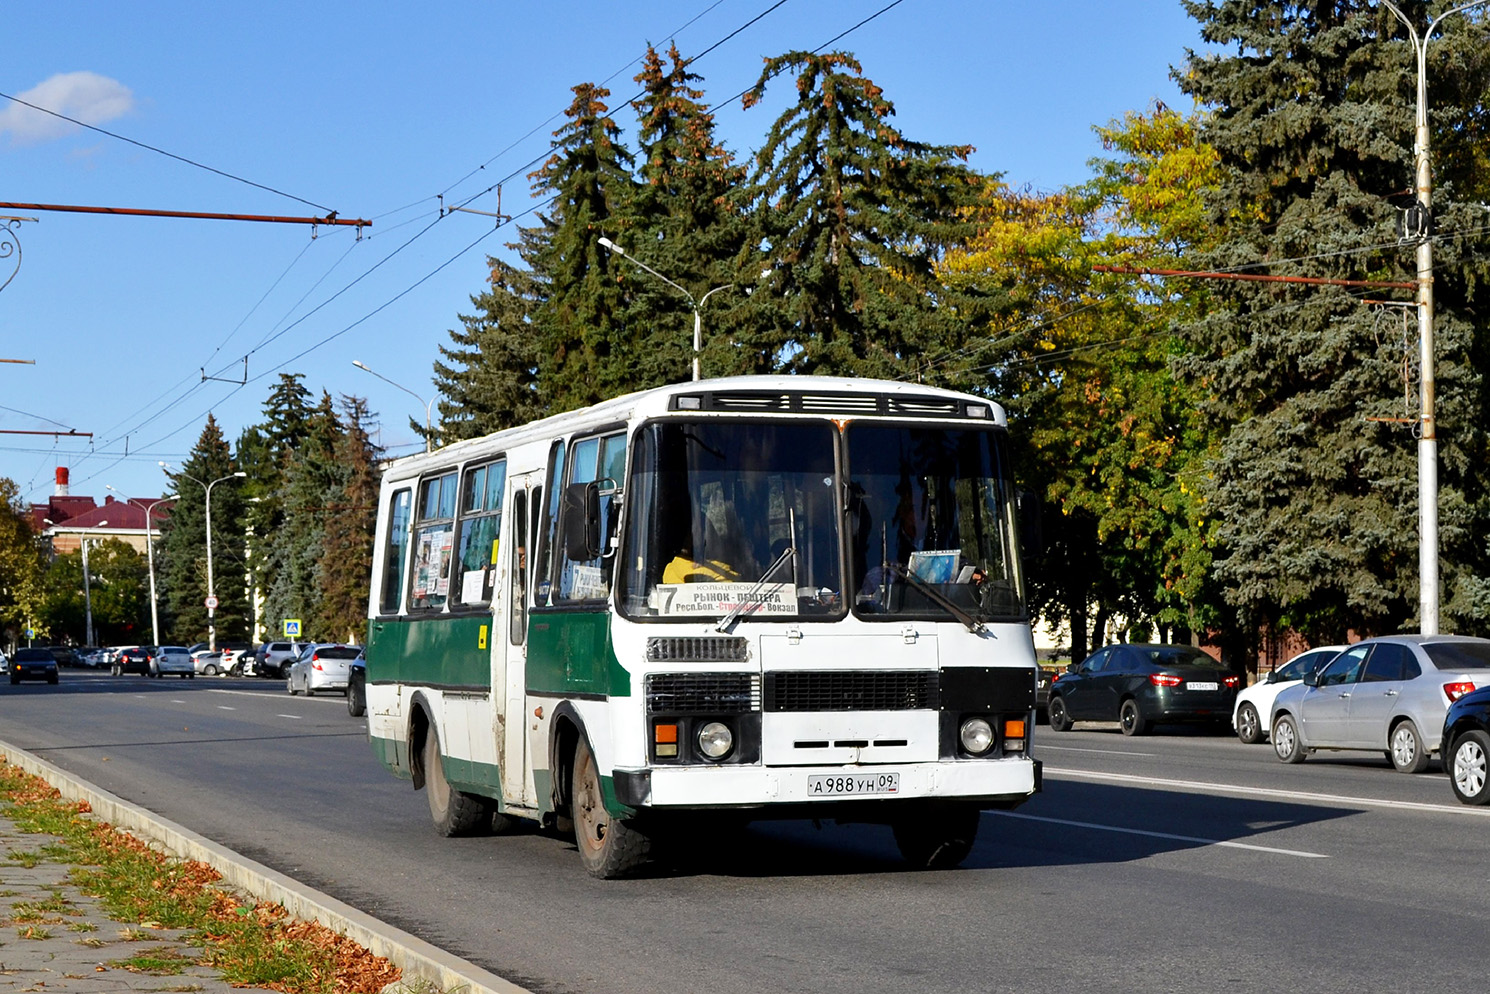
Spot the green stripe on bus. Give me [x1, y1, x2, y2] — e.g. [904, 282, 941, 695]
[526, 610, 631, 698]
[366, 614, 492, 688]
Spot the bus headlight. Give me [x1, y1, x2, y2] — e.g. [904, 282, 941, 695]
[959, 716, 995, 755]
[697, 721, 734, 760]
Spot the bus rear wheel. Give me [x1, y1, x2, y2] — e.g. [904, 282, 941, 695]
[424, 728, 488, 836]
[572, 736, 650, 879]
[892, 806, 981, 870]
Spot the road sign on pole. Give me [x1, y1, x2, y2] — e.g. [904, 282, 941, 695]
[205, 595, 219, 610]
[283, 618, 302, 637]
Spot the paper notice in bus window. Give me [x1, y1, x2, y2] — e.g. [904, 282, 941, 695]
[461, 569, 486, 603]
[653, 582, 795, 617]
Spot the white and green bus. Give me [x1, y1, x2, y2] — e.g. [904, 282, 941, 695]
[365, 375, 1041, 877]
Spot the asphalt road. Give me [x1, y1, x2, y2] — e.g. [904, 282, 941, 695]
[4, 670, 1487, 994]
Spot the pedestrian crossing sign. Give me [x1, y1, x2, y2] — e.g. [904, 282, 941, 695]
[284, 618, 302, 637]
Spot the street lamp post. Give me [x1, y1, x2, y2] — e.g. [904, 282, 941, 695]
[81, 520, 108, 648]
[353, 360, 434, 452]
[162, 463, 245, 651]
[598, 237, 734, 382]
[106, 487, 174, 646]
[1379, 0, 1487, 635]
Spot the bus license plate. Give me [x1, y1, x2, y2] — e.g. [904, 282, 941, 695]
[806, 772, 900, 796]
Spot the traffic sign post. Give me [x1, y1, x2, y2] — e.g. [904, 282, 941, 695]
[283, 618, 302, 637]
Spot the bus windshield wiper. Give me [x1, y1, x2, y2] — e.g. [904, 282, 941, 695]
[715, 545, 796, 634]
[888, 563, 986, 635]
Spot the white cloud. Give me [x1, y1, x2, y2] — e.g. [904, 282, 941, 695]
[0, 71, 134, 146]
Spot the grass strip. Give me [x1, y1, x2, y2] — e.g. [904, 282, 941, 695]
[0, 759, 402, 994]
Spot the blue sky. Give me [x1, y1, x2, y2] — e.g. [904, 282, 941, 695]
[1, 1, 1203, 505]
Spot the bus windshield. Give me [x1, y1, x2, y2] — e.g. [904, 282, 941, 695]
[620, 420, 843, 620]
[846, 424, 1025, 623]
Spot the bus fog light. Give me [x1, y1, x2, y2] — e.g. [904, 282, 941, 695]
[959, 717, 995, 755]
[697, 721, 733, 760]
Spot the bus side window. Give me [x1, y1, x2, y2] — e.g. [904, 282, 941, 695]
[557, 432, 626, 603]
[409, 471, 458, 611]
[453, 459, 505, 608]
[533, 441, 566, 606]
[509, 489, 528, 645]
[379, 488, 412, 614]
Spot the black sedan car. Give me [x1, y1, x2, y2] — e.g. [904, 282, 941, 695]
[9, 647, 59, 684]
[346, 650, 366, 717]
[111, 646, 154, 676]
[1048, 643, 1241, 736]
[1442, 684, 1490, 804]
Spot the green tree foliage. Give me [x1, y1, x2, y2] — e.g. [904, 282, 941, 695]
[312, 395, 382, 642]
[431, 229, 547, 444]
[529, 82, 639, 411]
[34, 540, 149, 646]
[240, 373, 314, 629]
[0, 478, 43, 646]
[618, 43, 750, 381]
[1177, 0, 1490, 640]
[738, 51, 982, 378]
[158, 415, 249, 645]
[935, 106, 1222, 660]
[262, 392, 344, 639]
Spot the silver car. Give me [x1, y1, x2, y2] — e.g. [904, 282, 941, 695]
[286, 643, 360, 696]
[149, 645, 195, 679]
[1270, 635, 1490, 772]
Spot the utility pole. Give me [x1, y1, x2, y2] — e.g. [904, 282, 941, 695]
[1379, 0, 1488, 635]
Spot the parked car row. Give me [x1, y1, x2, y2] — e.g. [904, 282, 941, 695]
[1048, 635, 1490, 809]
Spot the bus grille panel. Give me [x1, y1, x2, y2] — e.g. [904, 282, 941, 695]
[645, 673, 761, 714]
[764, 671, 937, 712]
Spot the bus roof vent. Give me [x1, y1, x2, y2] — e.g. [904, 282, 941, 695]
[887, 396, 961, 417]
[646, 636, 750, 663]
[671, 391, 988, 419]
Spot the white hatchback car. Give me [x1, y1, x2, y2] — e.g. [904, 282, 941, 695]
[1233, 645, 1346, 744]
[149, 645, 195, 679]
[287, 643, 361, 696]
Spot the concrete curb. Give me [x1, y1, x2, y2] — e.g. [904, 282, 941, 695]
[0, 739, 533, 994]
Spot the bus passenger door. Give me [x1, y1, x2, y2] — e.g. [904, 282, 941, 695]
[497, 473, 539, 807]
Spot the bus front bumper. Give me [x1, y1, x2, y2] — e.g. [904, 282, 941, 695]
[613, 756, 1040, 812]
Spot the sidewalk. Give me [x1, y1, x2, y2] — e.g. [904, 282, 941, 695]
[0, 808, 276, 994]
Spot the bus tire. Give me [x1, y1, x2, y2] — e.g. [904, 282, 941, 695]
[572, 736, 650, 879]
[424, 727, 488, 836]
[892, 806, 980, 870]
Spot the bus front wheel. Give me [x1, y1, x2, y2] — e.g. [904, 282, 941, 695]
[572, 737, 650, 879]
[892, 807, 980, 870]
[424, 728, 488, 836]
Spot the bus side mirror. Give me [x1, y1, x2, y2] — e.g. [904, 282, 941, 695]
[1017, 490, 1043, 555]
[561, 482, 601, 561]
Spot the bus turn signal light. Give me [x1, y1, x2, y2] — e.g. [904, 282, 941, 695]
[655, 723, 679, 758]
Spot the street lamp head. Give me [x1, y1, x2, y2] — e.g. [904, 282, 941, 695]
[232, 471, 246, 479]
[352, 360, 371, 371]
[598, 236, 621, 254]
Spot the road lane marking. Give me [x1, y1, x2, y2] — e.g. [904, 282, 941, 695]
[1037, 745, 1156, 757]
[989, 810, 1330, 858]
[1045, 766, 1490, 817]
[171, 700, 186, 704]
[277, 714, 302, 720]
[217, 706, 236, 711]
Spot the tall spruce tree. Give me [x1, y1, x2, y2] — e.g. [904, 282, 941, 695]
[529, 82, 639, 411]
[313, 395, 382, 642]
[158, 415, 249, 644]
[262, 392, 344, 639]
[1178, 0, 1490, 639]
[739, 51, 982, 378]
[620, 43, 750, 382]
[431, 227, 548, 442]
[240, 373, 314, 641]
